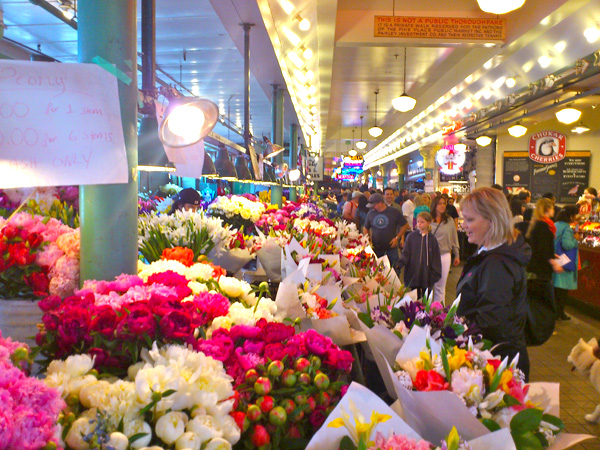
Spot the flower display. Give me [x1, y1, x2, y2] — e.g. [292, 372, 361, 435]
[0, 213, 79, 299]
[196, 321, 352, 448]
[138, 210, 233, 263]
[394, 343, 564, 449]
[207, 195, 267, 232]
[0, 331, 65, 450]
[1, 186, 79, 228]
[44, 344, 239, 450]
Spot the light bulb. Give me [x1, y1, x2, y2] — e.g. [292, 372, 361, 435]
[508, 124, 528, 137]
[477, 0, 525, 14]
[369, 126, 383, 137]
[571, 124, 590, 134]
[476, 135, 492, 146]
[299, 17, 310, 31]
[305, 70, 314, 81]
[349, 149, 357, 157]
[289, 169, 300, 181]
[166, 104, 205, 142]
[555, 107, 581, 124]
[454, 143, 467, 152]
[584, 27, 600, 43]
[310, 105, 318, 114]
[301, 46, 313, 60]
[308, 85, 316, 95]
[505, 77, 516, 88]
[538, 54, 552, 68]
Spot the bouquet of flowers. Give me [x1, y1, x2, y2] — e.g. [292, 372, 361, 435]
[196, 322, 353, 448]
[207, 194, 267, 232]
[1, 186, 79, 227]
[0, 331, 65, 450]
[392, 340, 565, 450]
[138, 210, 233, 263]
[0, 213, 79, 299]
[44, 344, 239, 450]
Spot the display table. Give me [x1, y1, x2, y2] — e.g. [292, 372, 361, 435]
[568, 245, 600, 318]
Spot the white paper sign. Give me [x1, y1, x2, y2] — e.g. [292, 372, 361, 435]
[306, 154, 323, 181]
[0, 60, 128, 188]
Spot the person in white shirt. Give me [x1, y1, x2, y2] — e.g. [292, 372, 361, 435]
[402, 192, 417, 230]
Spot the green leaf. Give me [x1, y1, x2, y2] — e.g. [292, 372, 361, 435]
[482, 418, 502, 432]
[440, 345, 451, 380]
[357, 312, 374, 328]
[288, 404, 309, 421]
[390, 307, 405, 324]
[339, 436, 358, 450]
[541, 414, 564, 433]
[139, 401, 156, 415]
[128, 433, 149, 444]
[510, 408, 543, 435]
[511, 430, 543, 450]
[162, 389, 176, 398]
[503, 394, 522, 407]
[358, 438, 367, 450]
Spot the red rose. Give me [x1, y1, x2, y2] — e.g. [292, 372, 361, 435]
[91, 305, 121, 337]
[2, 224, 19, 239]
[24, 271, 49, 297]
[324, 349, 354, 372]
[259, 322, 296, 343]
[309, 406, 327, 429]
[413, 370, 449, 392]
[160, 310, 193, 341]
[8, 243, 35, 266]
[117, 302, 156, 338]
[26, 232, 44, 248]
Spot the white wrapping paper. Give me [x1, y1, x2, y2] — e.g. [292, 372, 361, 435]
[208, 247, 254, 275]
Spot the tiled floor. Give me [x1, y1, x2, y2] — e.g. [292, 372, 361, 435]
[445, 264, 600, 449]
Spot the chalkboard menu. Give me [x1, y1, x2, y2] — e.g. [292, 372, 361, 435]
[503, 151, 590, 203]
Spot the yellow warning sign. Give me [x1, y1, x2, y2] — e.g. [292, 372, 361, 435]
[374, 16, 506, 40]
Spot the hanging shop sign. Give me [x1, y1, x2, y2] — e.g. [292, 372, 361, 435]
[374, 16, 506, 41]
[436, 145, 466, 175]
[503, 151, 590, 204]
[0, 60, 128, 189]
[442, 120, 463, 136]
[306, 154, 323, 181]
[407, 161, 426, 178]
[528, 131, 566, 163]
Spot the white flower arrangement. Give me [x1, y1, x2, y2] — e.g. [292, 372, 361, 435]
[207, 195, 266, 223]
[207, 298, 278, 337]
[44, 344, 239, 450]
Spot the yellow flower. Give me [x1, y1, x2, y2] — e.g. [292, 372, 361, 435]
[448, 348, 471, 372]
[328, 399, 391, 446]
[499, 370, 513, 393]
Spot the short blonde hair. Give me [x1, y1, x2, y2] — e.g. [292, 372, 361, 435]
[461, 187, 515, 247]
[527, 198, 554, 238]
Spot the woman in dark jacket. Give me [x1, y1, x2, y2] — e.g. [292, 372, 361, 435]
[456, 188, 532, 379]
[397, 211, 442, 299]
[354, 194, 369, 230]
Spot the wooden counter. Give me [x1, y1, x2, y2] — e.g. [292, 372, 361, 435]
[568, 245, 600, 318]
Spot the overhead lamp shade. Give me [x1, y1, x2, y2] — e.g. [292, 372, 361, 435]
[264, 143, 284, 159]
[355, 140, 367, 150]
[214, 146, 238, 180]
[508, 124, 528, 137]
[454, 143, 467, 152]
[392, 93, 417, 112]
[475, 135, 493, 146]
[477, 0, 525, 14]
[264, 164, 276, 183]
[555, 107, 582, 124]
[369, 126, 383, 137]
[159, 97, 219, 148]
[348, 149, 357, 157]
[235, 156, 252, 182]
[138, 115, 174, 171]
[202, 151, 218, 178]
[571, 124, 590, 134]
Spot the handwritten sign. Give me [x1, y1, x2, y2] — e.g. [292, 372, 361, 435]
[374, 16, 506, 41]
[306, 155, 323, 181]
[0, 60, 128, 188]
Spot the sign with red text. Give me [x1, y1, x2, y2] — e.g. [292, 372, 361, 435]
[528, 131, 566, 164]
[0, 60, 128, 188]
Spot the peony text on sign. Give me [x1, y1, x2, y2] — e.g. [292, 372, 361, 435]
[0, 60, 128, 189]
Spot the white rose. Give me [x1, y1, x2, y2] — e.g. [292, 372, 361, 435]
[155, 411, 188, 445]
[65, 418, 94, 450]
[204, 437, 233, 450]
[126, 421, 152, 449]
[175, 431, 202, 450]
[64, 354, 95, 377]
[67, 374, 97, 396]
[186, 415, 221, 443]
[107, 432, 129, 450]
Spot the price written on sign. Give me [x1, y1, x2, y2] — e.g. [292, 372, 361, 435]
[0, 60, 128, 189]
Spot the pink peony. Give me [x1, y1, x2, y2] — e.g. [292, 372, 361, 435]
[370, 431, 431, 450]
[35, 244, 64, 269]
[194, 292, 230, 325]
[324, 349, 354, 372]
[304, 329, 334, 356]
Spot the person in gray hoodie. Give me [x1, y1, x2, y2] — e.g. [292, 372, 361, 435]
[397, 211, 442, 299]
[430, 195, 460, 304]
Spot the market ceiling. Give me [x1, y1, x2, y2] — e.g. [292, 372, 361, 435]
[1, 0, 599, 171]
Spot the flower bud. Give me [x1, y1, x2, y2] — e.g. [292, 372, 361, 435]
[294, 358, 310, 373]
[246, 404, 262, 422]
[281, 369, 297, 387]
[251, 425, 271, 448]
[268, 360, 284, 378]
[314, 373, 330, 390]
[254, 377, 272, 395]
[256, 395, 274, 413]
[268, 406, 287, 426]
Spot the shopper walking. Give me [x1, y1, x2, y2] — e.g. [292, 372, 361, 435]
[412, 194, 431, 228]
[397, 211, 442, 299]
[553, 205, 580, 321]
[343, 191, 361, 222]
[354, 194, 370, 230]
[402, 192, 417, 230]
[363, 193, 409, 271]
[430, 196, 460, 304]
[456, 187, 532, 379]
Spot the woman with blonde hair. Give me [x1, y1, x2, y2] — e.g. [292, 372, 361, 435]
[456, 187, 532, 379]
[412, 194, 431, 228]
[397, 211, 442, 299]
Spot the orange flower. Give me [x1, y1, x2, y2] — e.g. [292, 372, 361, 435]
[161, 246, 195, 267]
[208, 262, 226, 280]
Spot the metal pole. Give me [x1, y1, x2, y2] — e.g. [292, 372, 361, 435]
[242, 23, 253, 152]
[289, 123, 298, 201]
[270, 85, 284, 206]
[78, 0, 138, 281]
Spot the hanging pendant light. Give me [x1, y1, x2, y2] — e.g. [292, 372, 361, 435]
[158, 97, 219, 148]
[369, 90, 383, 137]
[392, 48, 416, 112]
[348, 128, 357, 157]
[477, 0, 525, 15]
[235, 156, 252, 182]
[214, 144, 238, 180]
[555, 107, 582, 124]
[202, 150, 218, 178]
[508, 123, 528, 137]
[138, 115, 176, 171]
[475, 135, 493, 147]
[356, 115, 367, 150]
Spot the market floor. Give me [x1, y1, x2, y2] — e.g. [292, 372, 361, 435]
[445, 264, 600, 448]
